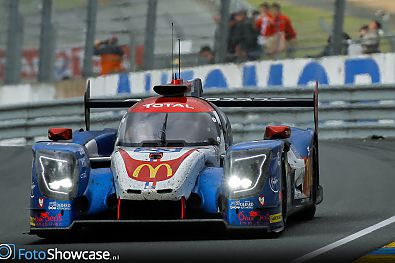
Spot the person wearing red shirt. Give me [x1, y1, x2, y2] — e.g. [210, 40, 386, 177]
[255, 2, 275, 57]
[271, 3, 297, 58]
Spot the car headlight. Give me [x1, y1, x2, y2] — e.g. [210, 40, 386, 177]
[228, 176, 253, 189]
[36, 150, 79, 200]
[225, 149, 271, 197]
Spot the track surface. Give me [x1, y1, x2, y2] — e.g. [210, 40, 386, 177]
[1, 139, 395, 262]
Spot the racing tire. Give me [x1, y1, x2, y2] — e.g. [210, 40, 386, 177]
[267, 231, 282, 239]
[295, 204, 316, 221]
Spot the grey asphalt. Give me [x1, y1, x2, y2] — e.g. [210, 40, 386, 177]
[0, 139, 395, 262]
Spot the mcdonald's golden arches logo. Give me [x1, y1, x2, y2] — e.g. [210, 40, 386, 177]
[132, 163, 173, 179]
[118, 148, 196, 182]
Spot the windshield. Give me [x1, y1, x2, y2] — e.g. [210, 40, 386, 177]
[117, 112, 221, 147]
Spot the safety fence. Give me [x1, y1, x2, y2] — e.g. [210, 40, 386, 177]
[0, 84, 394, 143]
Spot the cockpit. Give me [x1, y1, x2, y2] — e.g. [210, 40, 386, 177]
[117, 111, 221, 147]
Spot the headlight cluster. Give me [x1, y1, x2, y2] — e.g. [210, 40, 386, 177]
[225, 149, 271, 197]
[228, 176, 253, 190]
[36, 150, 79, 200]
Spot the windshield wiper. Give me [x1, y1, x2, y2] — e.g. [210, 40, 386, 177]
[160, 113, 168, 146]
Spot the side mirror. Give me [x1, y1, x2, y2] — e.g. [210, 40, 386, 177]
[48, 128, 72, 141]
[264, 125, 291, 140]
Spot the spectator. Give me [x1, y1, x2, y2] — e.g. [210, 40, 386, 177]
[245, 10, 261, 60]
[198, 46, 215, 64]
[252, 9, 260, 21]
[312, 32, 351, 58]
[359, 24, 369, 38]
[94, 36, 124, 75]
[255, 2, 275, 58]
[226, 12, 238, 57]
[270, 3, 297, 58]
[232, 10, 250, 62]
[228, 10, 261, 62]
[361, 20, 381, 54]
[348, 25, 368, 55]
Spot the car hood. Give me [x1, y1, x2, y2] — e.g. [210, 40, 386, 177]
[111, 146, 219, 200]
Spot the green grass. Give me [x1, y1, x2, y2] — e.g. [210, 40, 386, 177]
[17, 0, 88, 14]
[247, 0, 391, 57]
[53, 0, 88, 10]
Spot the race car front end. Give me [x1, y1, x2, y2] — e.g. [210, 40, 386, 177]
[29, 128, 120, 237]
[29, 138, 226, 237]
[221, 141, 285, 233]
[30, 142, 91, 232]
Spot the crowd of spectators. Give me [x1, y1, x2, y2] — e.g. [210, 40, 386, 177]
[255, 2, 296, 59]
[94, 5, 385, 76]
[199, 2, 386, 65]
[199, 2, 297, 64]
[227, 2, 297, 61]
[314, 19, 383, 58]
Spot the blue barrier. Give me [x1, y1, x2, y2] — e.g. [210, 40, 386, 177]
[115, 55, 387, 95]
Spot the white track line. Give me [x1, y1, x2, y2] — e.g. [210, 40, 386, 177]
[292, 215, 395, 263]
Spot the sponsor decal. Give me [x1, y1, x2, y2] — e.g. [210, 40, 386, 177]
[258, 196, 265, 206]
[249, 211, 258, 217]
[30, 185, 35, 198]
[38, 197, 44, 208]
[34, 212, 62, 227]
[133, 163, 172, 179]
[269, 213, 283, 223]
[29, 217, 36, 227]
[133, 148, 182, 153]
[48, 202, 56, 210]
[80, 172, 87, 179]
[144, 181, 157, 189]
[142, 103, 195, 109]
[130, 97, 213, 113]
[238, 211, 267, 225]
[119, 149, 195, 182]
[48, 201, 71, 211]
[80, 158, 87, 168]
[269, 177, 280, 193]
[230, 200, 254, 210]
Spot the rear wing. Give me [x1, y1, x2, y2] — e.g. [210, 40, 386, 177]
[84, 80, 319, 134]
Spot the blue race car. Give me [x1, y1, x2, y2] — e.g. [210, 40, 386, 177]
[29, 77, 323, 238]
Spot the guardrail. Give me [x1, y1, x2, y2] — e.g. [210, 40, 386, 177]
[0, 84, 394, 143]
